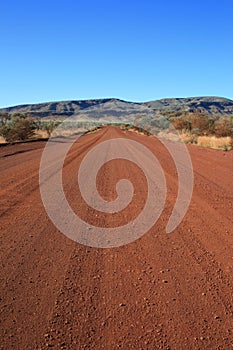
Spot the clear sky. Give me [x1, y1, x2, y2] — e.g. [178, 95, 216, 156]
[0, 0, 233, 107]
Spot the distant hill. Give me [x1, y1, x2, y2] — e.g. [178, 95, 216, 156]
[1, 97, 232, 121]
[144, 97, 233, 115]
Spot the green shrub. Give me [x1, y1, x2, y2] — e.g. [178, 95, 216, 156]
[0, 117, 36, 142]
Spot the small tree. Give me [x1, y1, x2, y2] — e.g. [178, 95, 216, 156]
[188, 111, 212, 135]
[44, 121, 58, 137]
[0, 117, 36, 142]
[214, 117, 233, 137]
[0, 112, 11, 126]
[172, 116, 191, 132]
[0, 125, 12, 140]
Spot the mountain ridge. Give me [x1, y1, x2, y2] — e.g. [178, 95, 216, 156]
[1, 96, 232, 119]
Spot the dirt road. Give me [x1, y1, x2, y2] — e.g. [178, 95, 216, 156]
[0, 127, 232, 349]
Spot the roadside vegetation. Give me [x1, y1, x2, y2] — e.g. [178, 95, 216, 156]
[169, 110, 233, 150]
[0, 113, 101, 143]
[0, 113, 37, 142]
[0, 110, 232, 150]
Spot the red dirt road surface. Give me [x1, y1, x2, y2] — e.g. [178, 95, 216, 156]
[0, 126, 233, 349]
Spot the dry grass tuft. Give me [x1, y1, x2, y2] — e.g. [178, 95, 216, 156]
[180, 132, 198, 144]
[35, 130, 48, 138]
[0, 136, 6, 144]
[197, 136, 232, 150]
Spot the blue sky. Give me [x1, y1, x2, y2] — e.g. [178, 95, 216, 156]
[0, 0, 233, 107]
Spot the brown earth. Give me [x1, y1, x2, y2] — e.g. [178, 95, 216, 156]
[0, 126, 232, 349]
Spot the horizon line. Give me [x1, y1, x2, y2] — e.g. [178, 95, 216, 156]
[1, 94, 233, 109]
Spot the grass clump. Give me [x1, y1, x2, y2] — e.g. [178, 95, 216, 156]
[197, 136, 232, 150]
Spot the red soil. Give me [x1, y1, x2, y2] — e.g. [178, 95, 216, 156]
[0, 127, 232, 349]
